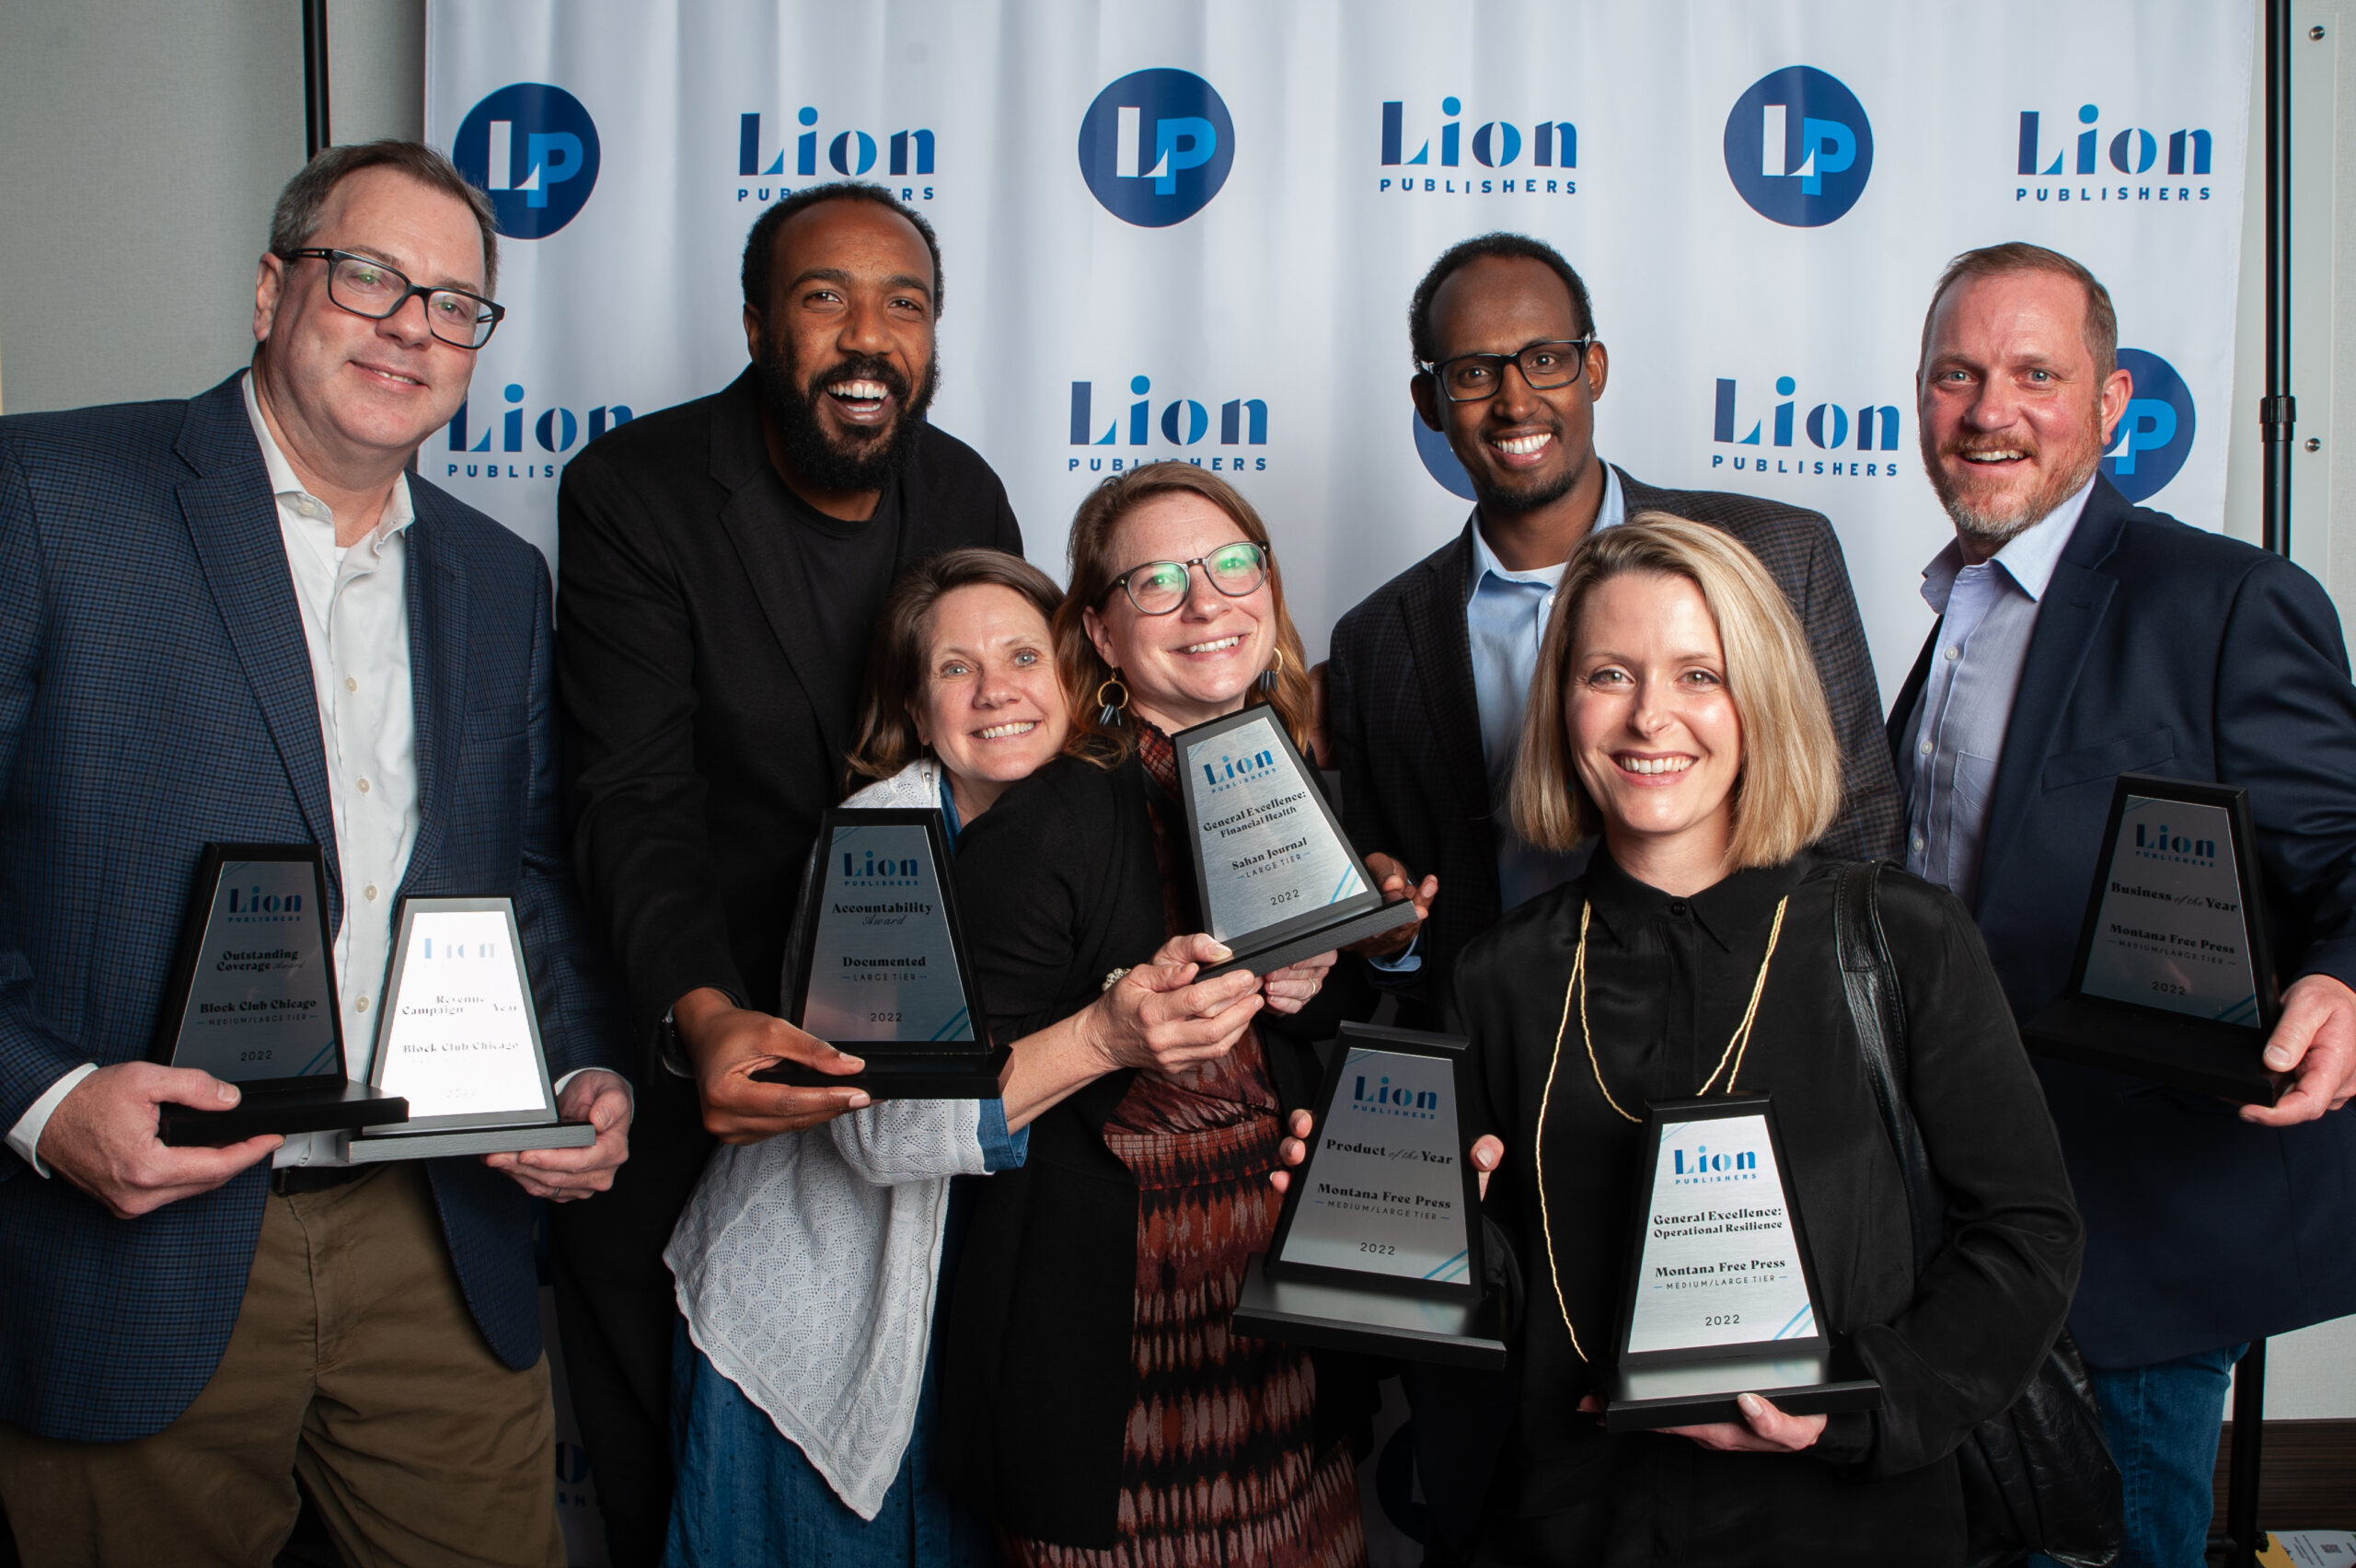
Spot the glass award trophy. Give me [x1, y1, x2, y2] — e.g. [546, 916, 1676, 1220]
[151, 844, 409, 1146]
[1601, 1094, 1880, 1432]
[1231, 1023, 1505, 1367]
[336, 897, 598, 1161]
[1171, 708, 1417, 976]
[752, 808, 1006, 1099]
[2023, 775, 2284, 1104]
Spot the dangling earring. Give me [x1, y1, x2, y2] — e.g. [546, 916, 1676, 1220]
[1095, 673, 1130, 727]
[1259, 645, 1286, 694]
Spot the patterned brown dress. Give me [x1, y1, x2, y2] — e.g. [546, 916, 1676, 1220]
[1001, 723, 1367, 1568]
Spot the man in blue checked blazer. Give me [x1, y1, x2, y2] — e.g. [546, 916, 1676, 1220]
[0, 142, 631, 1568]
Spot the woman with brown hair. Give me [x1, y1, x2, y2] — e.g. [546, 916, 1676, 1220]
[664, 548, 1284, 1567]
[940, 466, 1374, 1566]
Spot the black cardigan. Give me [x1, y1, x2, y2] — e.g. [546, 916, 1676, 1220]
[1457, 851, 2084, 1567]
[939, 751, 1375, 1547]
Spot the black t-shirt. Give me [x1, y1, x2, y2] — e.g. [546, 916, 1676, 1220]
[764, 474, 906, 756]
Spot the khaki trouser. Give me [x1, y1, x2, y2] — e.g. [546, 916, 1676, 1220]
[0, 1164, 563, 1568]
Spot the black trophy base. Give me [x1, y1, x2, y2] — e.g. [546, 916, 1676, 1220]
[339, 1119, 599, 1162]
[751, 1044, 1011, 1101]
[1231, 1253, 1507, 1368]
[2023, 996, 2284, 1106]
[159, 1082, 410, 1147]
[1202, 898, 1422, 981]
[1602, 1346, 1881, 1433]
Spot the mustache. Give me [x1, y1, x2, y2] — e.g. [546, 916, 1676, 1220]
[804, 352, 912, 411]
[1940, 436, 2038, 460]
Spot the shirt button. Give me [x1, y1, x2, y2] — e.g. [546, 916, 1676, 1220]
[354, 995, 370, 1013]
[344, 676, 357, 692]
[1912, 835, 1926, 852]
[1919, 739, 1934, 756]
[1945, 646, 1960, 662]
[1668, 900, 1689, 917]
[356, 777, 370, 794]
[364, 884, 378, 901]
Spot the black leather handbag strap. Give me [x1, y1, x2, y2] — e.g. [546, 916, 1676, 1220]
[1832, 859, 1945, 1274]
[1831, 861, 2125, 1568]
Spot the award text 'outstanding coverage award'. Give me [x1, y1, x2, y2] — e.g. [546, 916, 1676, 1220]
[151, 845, 408, 1146]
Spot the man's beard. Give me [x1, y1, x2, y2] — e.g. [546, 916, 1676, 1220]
[1921, 415, 2103, 551]
[1475, 419, 1585, 517]
[756, 338, 939, 494]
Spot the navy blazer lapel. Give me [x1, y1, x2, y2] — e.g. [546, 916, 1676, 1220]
[1974, 483, 2128, 913]
[1402, 521, 1493, 830]
[172, 378, 341, 885]
[1886, 622, 1939, 780]
[401, 503, 467, 891]
[708, 373, 848, 761]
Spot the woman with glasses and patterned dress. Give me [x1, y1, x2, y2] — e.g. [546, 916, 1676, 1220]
[938, 466, 1380, 1568]
[662, 548, 1301, 1568]
[1366, 516, 2083, 1565]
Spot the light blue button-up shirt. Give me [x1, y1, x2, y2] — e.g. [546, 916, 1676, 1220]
[1375, 465, 1626, 974]
[1471, 465, 1627, 911]
[1900, 480, 2093, 909]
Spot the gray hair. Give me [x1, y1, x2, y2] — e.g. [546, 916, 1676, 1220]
[268, 141, 501, 296]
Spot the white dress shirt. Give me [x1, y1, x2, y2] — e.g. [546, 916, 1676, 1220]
[1900, 480, 2094, 909]
[6, 373, 421, 1173]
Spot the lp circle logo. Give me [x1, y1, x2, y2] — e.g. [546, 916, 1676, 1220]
[2104, 349, 2196, 502]
[453, 84, 601, 239]
[1078, 69, 1235, 227]
[1413, 409, 1476, 501]
[1724, 67, 1872, 227]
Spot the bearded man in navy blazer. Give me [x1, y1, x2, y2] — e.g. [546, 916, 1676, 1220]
[0, 142, 632, 1567]
[1891, 242, 2356, 1568]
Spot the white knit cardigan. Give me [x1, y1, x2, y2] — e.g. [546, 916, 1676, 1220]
[664, 758, 1013, 1518]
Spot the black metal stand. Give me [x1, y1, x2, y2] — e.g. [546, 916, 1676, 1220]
[2259, 0, 2294, 559]
[2210, 6, 2296, 1558]
[301, 0, 331, 159]
[2209, 1339, 2269, 1567]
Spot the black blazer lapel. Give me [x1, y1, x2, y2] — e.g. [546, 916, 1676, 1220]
[171, 380, 341, 893]
[1974, 488, 2128, 913]
[401, 506, 468, 892]
[1401, 522, 1494, 836]
[708, 375, 849, 762]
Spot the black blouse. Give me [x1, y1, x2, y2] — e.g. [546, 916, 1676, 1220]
[1453, 850, 2083, 1568]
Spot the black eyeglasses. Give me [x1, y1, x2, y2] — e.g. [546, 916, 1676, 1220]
[282, 248, 506, 350]
[1104, 543, 1272, 616]
[1423, 339, 1597, 403]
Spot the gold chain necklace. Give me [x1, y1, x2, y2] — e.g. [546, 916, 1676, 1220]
[1531, 893, 1789, 1363]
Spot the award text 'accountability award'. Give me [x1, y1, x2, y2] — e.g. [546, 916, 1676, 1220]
[754, 808, 1005, 1099]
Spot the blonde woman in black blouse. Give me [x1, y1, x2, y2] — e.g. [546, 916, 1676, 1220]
[1284, 515, 2082, 1566]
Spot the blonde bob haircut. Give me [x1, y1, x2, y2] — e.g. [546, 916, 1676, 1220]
[1510, 514, 1841, 868]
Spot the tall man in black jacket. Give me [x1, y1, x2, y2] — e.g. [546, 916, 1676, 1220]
[1323, 233, 1901, 1562]
[549, 182, 1022, 1564]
